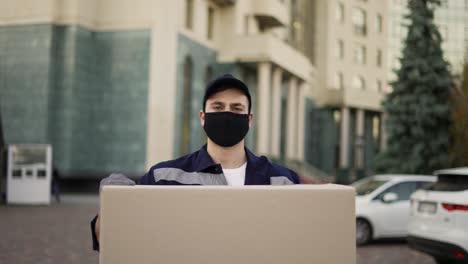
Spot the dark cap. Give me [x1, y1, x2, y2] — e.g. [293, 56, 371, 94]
[203, 74, 252, 113]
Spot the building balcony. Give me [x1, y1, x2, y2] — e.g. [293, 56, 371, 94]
[316, 88, 384, 111]
[212, 0, 236, 7]
[218, 33, 312, 81]
[251, 0, 289, 28]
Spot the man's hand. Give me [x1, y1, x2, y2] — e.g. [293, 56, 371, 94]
[99, 173, 136, 192]
[95, 173, 136, 242]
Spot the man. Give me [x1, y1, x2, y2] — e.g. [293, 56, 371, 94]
[91, 74, 300, 251]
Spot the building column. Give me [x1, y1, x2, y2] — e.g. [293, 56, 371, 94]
[146, 1, 179, 168]
[270, 67, 283, 158]
[256, 62, 271, 156]
[296, 81, 307, 161]
[355, 109, 365, 179]
[286, 77, 298, 161]
[380, 112, 387, 151]
[339, 107, 350, 169]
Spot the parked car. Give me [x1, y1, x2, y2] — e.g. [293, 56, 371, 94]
[408, 167, 468, 264]
[352, 175, 436, 245]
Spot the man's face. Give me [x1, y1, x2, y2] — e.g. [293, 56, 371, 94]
[200, 87, 254, 127]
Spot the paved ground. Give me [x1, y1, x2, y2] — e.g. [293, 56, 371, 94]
[357, 240, 436, 264]
[0, 197, 436, 264]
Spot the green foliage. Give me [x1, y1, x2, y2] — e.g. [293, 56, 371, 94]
[374, 0, 452, 174]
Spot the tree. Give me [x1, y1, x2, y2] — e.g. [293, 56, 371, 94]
[449, 62, 468, 167]
[374, 0, 452, 174]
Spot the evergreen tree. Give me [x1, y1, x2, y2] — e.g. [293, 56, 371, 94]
[374, 0, 452, 174]
[449, 62, 468, 167]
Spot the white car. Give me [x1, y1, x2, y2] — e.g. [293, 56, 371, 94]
[352, 175, 436, 245]
[408, 167, 468, 264]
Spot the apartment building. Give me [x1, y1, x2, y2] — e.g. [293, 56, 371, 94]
[0, 0, 314, 178]
[388, 0, 468, 82]
[304, 0, 389, 182]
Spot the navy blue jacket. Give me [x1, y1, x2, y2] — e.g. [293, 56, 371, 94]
[91, 145, 300, 250]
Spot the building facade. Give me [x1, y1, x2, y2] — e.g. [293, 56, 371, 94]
[0, 0, 314, 179]
[303, 0, 389, 183]
[388, 0, 468, 82]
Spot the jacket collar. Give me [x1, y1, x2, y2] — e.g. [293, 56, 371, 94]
[194, 145, 270, 185]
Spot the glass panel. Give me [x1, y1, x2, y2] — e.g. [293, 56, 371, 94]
[207, 7, 214, 39]
[12, 169, 22, 178]
[353, 179, 388, 196]
[354, 45, 366, 64]
[180, 57, 193, 155]
[333, 72, 344, 90]
[185, 0, 194, 29]
[352, 76, 365, 90]
[424, 175, 468, 192]
[376, 14, 383, 33]
[336, 2, 345, 23]
[375, 182, 421, 201]
[11, 146, 47, 166]
[352, 8, 367, 36]
[37, 170, 46, 178]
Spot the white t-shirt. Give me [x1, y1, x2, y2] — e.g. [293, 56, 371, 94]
[222, 162, 247, 186]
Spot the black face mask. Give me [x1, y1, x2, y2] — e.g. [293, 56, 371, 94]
[203, 112, 250, 147]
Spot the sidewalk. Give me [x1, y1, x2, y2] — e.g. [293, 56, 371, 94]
[1, 194, 436, 264]
[0, 196, 99, 264]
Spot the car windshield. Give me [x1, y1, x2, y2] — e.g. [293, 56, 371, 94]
[423, 174, 468, 192]
[352, 179, 388, 196]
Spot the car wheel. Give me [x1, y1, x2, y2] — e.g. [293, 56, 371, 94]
[434, 257, 451, 264]
[356, 218, 372, 246]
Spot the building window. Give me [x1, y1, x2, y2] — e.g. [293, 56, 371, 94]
[393, 57, 401, 70]
[333, 110, 341, 124]
[244, 15, 249, 34]
[180, 56, 193, 155]
[376, 49, 382, 67]
[352, 8, 367, 36]
[335, 39, 344, 60]
[376, 14, 383, 33]
[333, 72, 344, 90]
[185, 0, 194, 30]
[372, 116, 380, 142]
[354, 44, 366, 64]
[352, 75, 366, 90]
[336, 1, 345, 23]
[207, 7, 215, 40]
[438, 25, 448, 40]
[376, 80, 382, 92]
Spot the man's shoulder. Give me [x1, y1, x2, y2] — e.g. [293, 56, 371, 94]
[138, 150, 202, 185]
[150, 150, 200, 172]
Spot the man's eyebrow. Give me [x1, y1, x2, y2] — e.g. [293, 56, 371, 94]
[210, 101, 224, 105]
[230, 103, 245, 108]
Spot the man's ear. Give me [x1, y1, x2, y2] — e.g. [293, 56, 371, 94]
[199, 110, 205, 127]
[248, 112, 254, 128]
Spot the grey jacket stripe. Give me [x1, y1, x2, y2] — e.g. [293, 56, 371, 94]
[270, 176, 295, 185]
[153, 167, 228, 185]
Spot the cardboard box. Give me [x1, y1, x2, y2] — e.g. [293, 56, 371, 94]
[100, 184, 356, 264]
